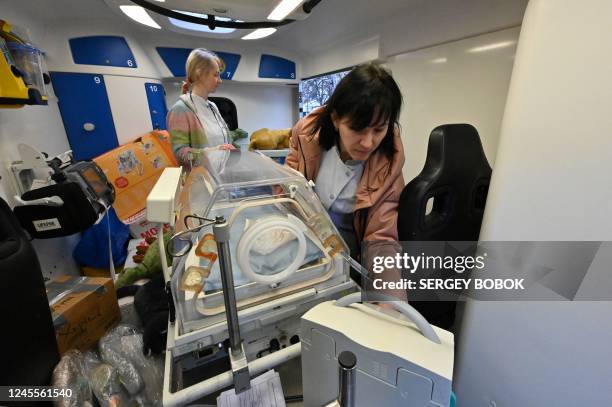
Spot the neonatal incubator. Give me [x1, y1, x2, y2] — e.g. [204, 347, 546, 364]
[154, 149, 355, 401]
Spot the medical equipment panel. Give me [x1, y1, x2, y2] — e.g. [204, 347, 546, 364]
[302, 296, 455, 407]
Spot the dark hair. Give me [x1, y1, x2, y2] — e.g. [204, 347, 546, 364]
[312, 63, 403, 160]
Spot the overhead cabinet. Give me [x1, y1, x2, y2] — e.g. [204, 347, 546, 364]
[69, 36, 137, 68]
[258, 54, 296, 79]
[156, 47, 240, 80]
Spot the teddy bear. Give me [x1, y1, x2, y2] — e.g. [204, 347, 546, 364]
[249, 128, 291, 150]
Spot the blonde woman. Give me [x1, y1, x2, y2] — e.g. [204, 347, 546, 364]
[167, 48, 235, 167]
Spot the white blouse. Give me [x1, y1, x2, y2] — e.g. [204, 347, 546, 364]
[191, 93, 229, 147]
[315, 145, 364, 214]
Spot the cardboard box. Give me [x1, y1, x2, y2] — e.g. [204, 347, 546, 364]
[94, 130, 177, 223]
[46, 275, 120, 355]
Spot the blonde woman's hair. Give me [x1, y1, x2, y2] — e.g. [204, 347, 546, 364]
[182, 48, 220, 94]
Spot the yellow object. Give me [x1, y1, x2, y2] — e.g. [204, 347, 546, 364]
[0, 19, 47, 107]
[249, 128, 291, 150]
[0, 20, 20, 43]
[323, 234, 344, 257]
[195, 233, 218, 261]
[94, 131, 178, 223]
[181, 234, 218, 293]
[180, 265, 211, 292]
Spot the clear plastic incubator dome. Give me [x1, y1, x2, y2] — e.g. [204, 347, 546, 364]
[171, 149, 350, 334]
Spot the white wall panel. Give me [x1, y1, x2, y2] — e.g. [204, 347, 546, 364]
[0, 99, 71, 202]
[295, 0, 527, 79]
[385, 27, 519, 182]
[379, 0, 527, 58]
[456, 0, 612, 406]
[301, 36, 381, 78]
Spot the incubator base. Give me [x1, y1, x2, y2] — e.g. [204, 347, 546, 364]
[163, 278, 355, 404]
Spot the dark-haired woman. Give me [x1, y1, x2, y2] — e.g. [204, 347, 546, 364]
[286, 63, 404, 261]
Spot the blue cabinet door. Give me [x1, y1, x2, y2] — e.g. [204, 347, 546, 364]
[259, 54, 296, 79]
[69, 36, 137, 68]
[156, 47, 241, 80]
[145, 82, 168, 130]
[50, 72, 119, 160]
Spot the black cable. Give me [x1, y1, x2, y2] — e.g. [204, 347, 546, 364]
[208, 101, 231, 144]
[128, 0, 296, 29]
[184, 214, 215, 228]
[303, 0, 323, 14]
[190, 92, 229, 144]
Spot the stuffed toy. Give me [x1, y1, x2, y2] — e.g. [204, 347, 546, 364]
[115, 233, 171, 289]
[229, 128, 248, 148]
[133, 277, 169, 355]
[249, 128, 291, 150]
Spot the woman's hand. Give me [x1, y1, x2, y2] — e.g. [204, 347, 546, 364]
[218, 144, 236, 151]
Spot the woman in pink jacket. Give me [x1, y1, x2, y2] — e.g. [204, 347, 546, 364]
[286, 63, 405, 271]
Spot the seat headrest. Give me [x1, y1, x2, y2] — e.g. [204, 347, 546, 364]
[423, 123, 490, 181]
[398, 123, 492, 241]
[209, 96, 238, 130]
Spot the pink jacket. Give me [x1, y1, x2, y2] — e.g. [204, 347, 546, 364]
[286, 108, 405, 244]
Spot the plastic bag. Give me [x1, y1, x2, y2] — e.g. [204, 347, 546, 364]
[73, 207, 130, 268]
[51, 349, 93, 407]
[98, 325, 163, 407]
[83, 351, 130, 407]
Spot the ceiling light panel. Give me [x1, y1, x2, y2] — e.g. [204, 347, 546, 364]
[267, 0, 304, 21]
[120, 5, 161, 29]
[242, 28, 277, 40]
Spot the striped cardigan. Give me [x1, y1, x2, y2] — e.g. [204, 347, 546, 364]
[166, 94, 225, 166]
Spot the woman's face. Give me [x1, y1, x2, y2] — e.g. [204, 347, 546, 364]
[333, 114, 389, 161]
[197, 60, 222, 94]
